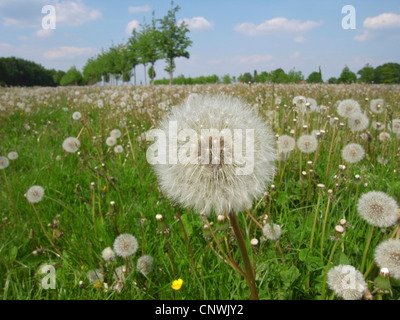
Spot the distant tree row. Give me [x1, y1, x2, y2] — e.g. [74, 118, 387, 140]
[81, 1, 192, 86]
[0, 57, 65, 87]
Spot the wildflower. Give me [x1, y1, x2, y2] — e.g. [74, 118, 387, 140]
[7, 151, 18, 160]
[106, 136, 117, 147]
[86, 269, 104, 284]
[26, 185, 45, 203]
[148, 94, 276, 216]
[347, 112, 369, 132]
[62, 137, 80, 153]
[341, 143, 365, 164]
[110, 129, 122, 138]
[0, 156, 10, 169]
[374, 239, 400, 280]
[337, 99, 361, 118]
[388, 119, 400, 134]
[370, 99, 385, 114]
[297, 134, 318, 154]
[262, 223, 282, 241]
[378, 132, 391, 142]
[327, 265, 367, 300]
[277, 135, 296, 154]
[171, 278, 183, 290]
[357, 191, 399, 227]
[114, 145, 124, 154]
[101, 247, 115, 262]
[113, 233, 138, 258]
[72, 111, 82, 121]
[137, 255, 154, 276]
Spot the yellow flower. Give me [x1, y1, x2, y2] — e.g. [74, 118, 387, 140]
[93, 281, 102, 289]
[102, 185, 107, 192]
[171, 278, 183, 290]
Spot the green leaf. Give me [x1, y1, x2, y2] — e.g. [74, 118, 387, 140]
[280, 266, 300, 286]
[180, 213, 193, 238]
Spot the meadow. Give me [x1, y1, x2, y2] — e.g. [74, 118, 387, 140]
[0, 83, 399, 300]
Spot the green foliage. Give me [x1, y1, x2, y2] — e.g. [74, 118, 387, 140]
[357, 63, 375, 84]
[374, 63, 400, 84]
[60, 66, 83, 86]
[307, 70, 323, 83]
[338, 65, 357, 84]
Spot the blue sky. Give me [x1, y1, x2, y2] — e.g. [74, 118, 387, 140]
[1, 0, 400, 83]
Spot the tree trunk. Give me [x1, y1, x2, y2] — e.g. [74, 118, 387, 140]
[169, 59, 173, 85]
[133, 66, 136, 86]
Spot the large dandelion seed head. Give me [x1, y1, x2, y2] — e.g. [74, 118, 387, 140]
[341, 143, 365, 164]
[110, 129, 122, 138]
[297, 134, 318, 154]
[148, 94, 277, 216]
[72, 111, 82, 121]
[347, 112, 369, 132]
[370, 99, 385, 114]
[62, 137, 81, 153]
[26, 185, 45, 203]
[137, 255, 154, 276]
[7, 151, 18, 160]
[262, 223, 282, 241]
[357, 191, 399, 227]
[0, 156, 10, 169]
[337, 99, 361, 118]
[113, 233, 138, 258]
[374, 239, 400, 279]
[327, 265, 367, 300]
[101, 247, 115, 262]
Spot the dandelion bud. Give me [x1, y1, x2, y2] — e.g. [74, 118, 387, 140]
[340, 218, 347, 225]
[202, 224, 212, 239]
[216, 214, 228, 232]
[307, 161, 313, 166]
[155, 214, 163, 221]
[339, 164, 346, 170]
[355, 174, 361, 180]
[302, 171, 307, 176]
[110, 201, 116, 207]
[335, 225, 345, 233]
[155, 214, 169, 234]
[364, 182, 369, 187]
[374, 267, 392, 292]
[90, 182, 95, 189]
[328, 189, 333, 194]
[270, 184, 276, 191]
[380, 267, 390, 277]
[317, 183, 325, 189]
[250, 238, 259, 246]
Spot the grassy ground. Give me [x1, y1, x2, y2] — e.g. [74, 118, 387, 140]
[0, 83, 399, 300]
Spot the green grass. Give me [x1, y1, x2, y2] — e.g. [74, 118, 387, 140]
[1, 83, 400, 300]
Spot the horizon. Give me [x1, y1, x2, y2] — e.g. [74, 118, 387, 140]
[1, 0, 399, 84]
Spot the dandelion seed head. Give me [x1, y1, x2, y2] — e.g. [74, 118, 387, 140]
[110, 129, 122, 138]
[137, 255, 154, 276]
[114, 145, 124, 154]
[113, 233, 138, 258]
[388, 119, 400, 134]
[62, 137, 81, 153]
[72, 111, 82, 121]
[149, 94, 276, 216]
[277, 135, 296, 154]
[357, 191, 399, 227]
[101, 247, 115, 262]
[106, 136, 117, 147]
[347, 112, 369, 132]
[374, 239, 400, 280]
[341, 143, 365, 164]
[7, 151, 18, 160]
[337, 99, 361, 118]
[86, 269, 104, 284]
[26, 185, 45, 203]
[297, 134, 318, 154]
[370, 99, 385, 114]
[0, 156, 10, 169]
[327, 265, 366, 300]
[262, 223, 282, 241]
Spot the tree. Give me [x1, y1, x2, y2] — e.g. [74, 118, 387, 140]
[222, 74, 232, 84]
[60, 66, 82, 86]
[287, 68, 304, 83]
[328, 77, 338, 84]
[148, 65, 156, 83]
[158, 1, 192, 85]
[127, 30, 141, 85]
[136, 14, 163, 85]
[357, 63, 375, 83]
[338, 65, 357, 84]
[270, 68, 288, 83]
[307, 71, 323, 83]
[374, 63, 400, 84]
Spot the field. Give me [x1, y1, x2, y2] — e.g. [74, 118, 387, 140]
[1, 83, 400, 300]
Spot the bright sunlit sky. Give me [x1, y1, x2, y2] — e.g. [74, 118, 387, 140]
[1, 0, 400, 83]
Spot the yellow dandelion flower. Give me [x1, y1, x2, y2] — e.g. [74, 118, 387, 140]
[171, 278, 183, 290]
[93, 281, 102, 289]
[102, 185, 107, 192]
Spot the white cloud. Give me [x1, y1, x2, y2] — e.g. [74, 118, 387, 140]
[294, 36, 305, 43]
[36, 28, 54, 38]
[354, 30, 374, 42]
[128, 5, 151, 14]
[43, 46, 97, 60]
[363, 13, 400, 29]
[178, 17, 213, 31]
[234, 17, 322, 36]
[55, 1, 102, 26]
[237, 54, 273, 64]
[126, 20, 140, 35]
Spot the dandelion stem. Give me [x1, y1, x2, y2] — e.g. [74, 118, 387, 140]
[2, 170, 15, 215]
[360, 225, 374, 274]
[176, 211, 196, 274]
[321, 239, 341, 300]
[31, 203, 62, 256]
[310, 192, 322, 249]
[228, 210, 259, 300]
[244, 208, 263, 230]
[320, 196, 332, 256]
